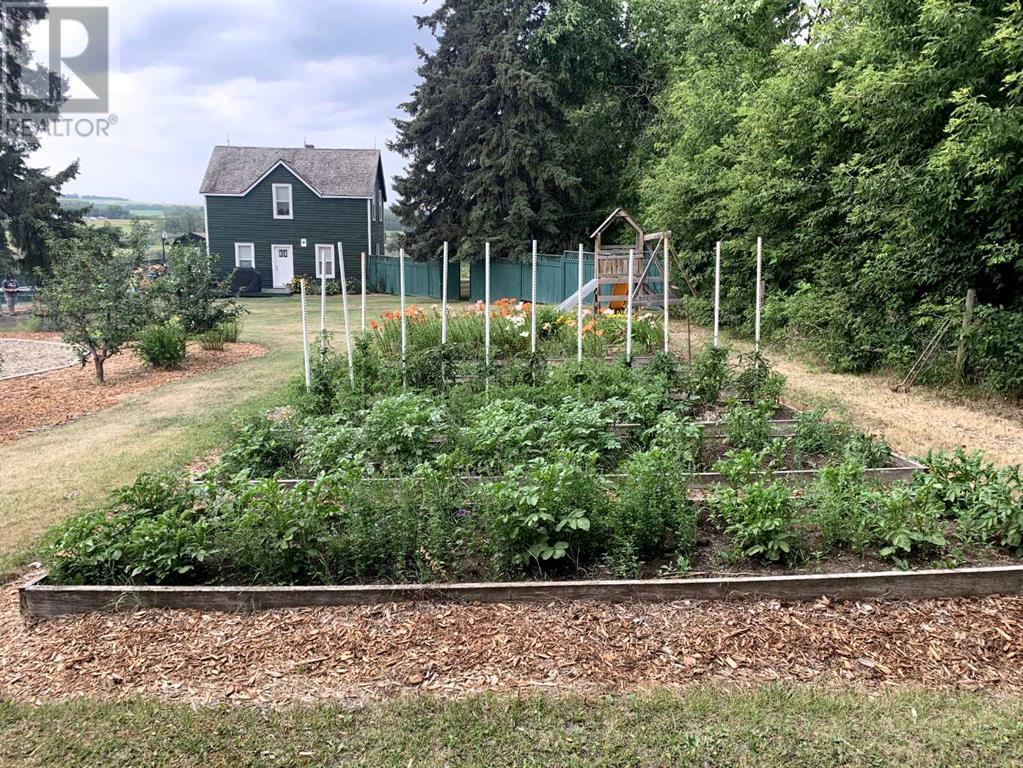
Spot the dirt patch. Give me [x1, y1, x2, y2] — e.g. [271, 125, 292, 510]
[0, 339, 265, 445]
[1, 575, 1020, 707]
[675, 326, 1023, 467]
[0, 338, 78, 379]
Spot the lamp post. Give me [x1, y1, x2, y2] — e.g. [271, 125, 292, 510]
[160, 231, 168, 265]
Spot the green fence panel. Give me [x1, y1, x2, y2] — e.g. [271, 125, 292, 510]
[366, 255, 459, 300]
[468, 253, 594, 304]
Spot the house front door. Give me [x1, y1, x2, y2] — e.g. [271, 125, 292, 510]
[271, 244, 294, 288]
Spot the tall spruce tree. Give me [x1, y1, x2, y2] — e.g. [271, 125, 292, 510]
[0, 0, 82, 275]
[391, 0, 585, 261]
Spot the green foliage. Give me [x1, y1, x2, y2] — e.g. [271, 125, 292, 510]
[37, 223, 156, 382]
[452, 398, 545, 474]
[360, 392, 445, 472]
[479, 455, 605, 570]
[723, 401, 773, 453]
[712, 480, 802, 564]
[215, 415, 300, 479]
[967, 306, 1023, 396]
[793, 408, 848, 466]
[734, 352, 785, 405]
[687, 343, 730, 406]
[163, 245, 244, 334]
[136, 321, 187, 368]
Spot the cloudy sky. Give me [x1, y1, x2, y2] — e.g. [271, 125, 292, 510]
[30, 0, 438, 204]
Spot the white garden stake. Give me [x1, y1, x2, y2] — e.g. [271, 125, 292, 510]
[713, 240, 722, 348]
[300, 279, 311, 390]
[338, 242, 355, 388]
[576, 244, 584, 363]
[360, 250, 367, 333]
[319, 271, 327, 357]
[399, 247, 408, 387]
[755, 236, 763, 353]
[484, 241, 492, 376]
[626, 248, 635, 364]
[441, 241, 449, 347]
[530, 240, 538, 354]
[663, 233, 670, 354]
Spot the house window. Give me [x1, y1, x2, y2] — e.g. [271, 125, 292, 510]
[315, 244, 335, 279]
[235, 242, 255, 269]
[375, 189, 383, 222]
[375, 243, 382, 257]
[272, 184, 293, 219]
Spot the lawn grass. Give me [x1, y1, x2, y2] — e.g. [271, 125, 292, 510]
[0, 295, 409, 576]
[1, 687, 1021, 767]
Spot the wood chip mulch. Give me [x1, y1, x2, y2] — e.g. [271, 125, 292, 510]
[1, 577, 1021, 707]
[0, 335, 265, 445]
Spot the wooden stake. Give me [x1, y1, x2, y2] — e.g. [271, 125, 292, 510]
[300, 279, 310, 389]
[319, 269, 327, 357]
[956, 287, 977, 381]
[530, 239, 538, 354]
[577, 244, 584, 363]
[338, 242, 354, 388]
[713, 241, 722, 348]
[484, 241, 491, 373]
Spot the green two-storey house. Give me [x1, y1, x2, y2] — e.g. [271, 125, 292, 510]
[200, 144, 386, 292]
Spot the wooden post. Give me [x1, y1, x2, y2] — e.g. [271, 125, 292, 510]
[399, 247, 407, 388]
[663, 233, 670, 354]
[755, 236, 763, 353]
[713, 241, 722, 348]
[956, 287, 977, 381]
[300, 279, 310, 390]
[530, 239, 538, 354]
[360, 251, 367, 333]
[441, 242, 449, 347]
[626, 247, 634, 364]
[577, 244, 584, 363]
[337, 243, 355, 388]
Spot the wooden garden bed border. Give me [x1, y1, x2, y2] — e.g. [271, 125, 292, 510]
[20, 564, 1023, 619]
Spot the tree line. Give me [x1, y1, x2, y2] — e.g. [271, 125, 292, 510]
[391, 0, 1022, 390]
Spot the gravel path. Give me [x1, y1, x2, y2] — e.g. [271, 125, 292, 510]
[0, 338, 78, 379]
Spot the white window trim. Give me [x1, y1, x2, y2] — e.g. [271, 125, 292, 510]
[234, 242, 256, 269]
[315, 243, 336, 279]
[272, 183, 293, 220]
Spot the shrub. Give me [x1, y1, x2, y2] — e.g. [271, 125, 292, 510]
[723, 401, 774, 453]
[216, 415, 301, 478]
[479, 454, 606, 571]
[967, 305, 1023, 397]
[712, 480, 803, 564]
[687, 342, 730, 405]
[164, 245, 244, 334]
[609, 448, 696, 575]
[198, 326, 227, 351]
[360, 392, 445, 472]
[734, 351, 786, 404]
[136, 321, 187, 368]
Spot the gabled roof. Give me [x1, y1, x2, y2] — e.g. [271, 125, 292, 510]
[200, 145, 384, 199]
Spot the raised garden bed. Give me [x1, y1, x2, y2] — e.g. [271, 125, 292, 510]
[20, 565, 1023, 618]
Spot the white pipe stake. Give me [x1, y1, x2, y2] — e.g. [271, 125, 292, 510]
[399, 247, 408, 387]
[320, 270, 327, 356]
[360, 251, 367, 333]
[530, 239, 538, 354]
[338, 242, 355, 388]
[713, 241, 722, 348]
[577, 244, 584, 362]
[484, 241, 491, 371]
[663, 234, 670, 354]
[441, 241, 449, 346]
[626, 247, 635, 363]
[755, 236, 763, 353]
[300, 279, 311, 389]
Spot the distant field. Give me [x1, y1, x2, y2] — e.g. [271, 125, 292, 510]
[84, 218, 135, 231]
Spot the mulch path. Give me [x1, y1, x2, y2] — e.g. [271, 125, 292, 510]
[1, 575, 1020, 707]
[0, 334, 265, 445]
